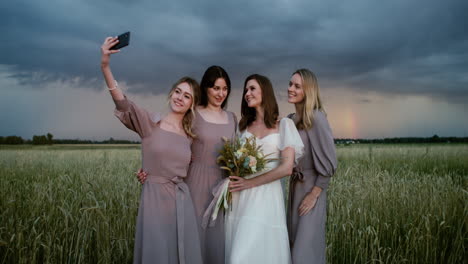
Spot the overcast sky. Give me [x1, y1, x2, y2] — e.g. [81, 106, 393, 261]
[1, 0, 467, 140]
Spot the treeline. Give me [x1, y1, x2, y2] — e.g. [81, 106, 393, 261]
[2, 134, 467, 145]
[0, 134, 139, 145]
[335, 135, 468, 144]
[53, 138, 140, 144]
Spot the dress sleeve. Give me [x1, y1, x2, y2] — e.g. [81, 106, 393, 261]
[308, 110, 337, 189]
[278, 118, 304, 165]
[113, 95, 158, 138]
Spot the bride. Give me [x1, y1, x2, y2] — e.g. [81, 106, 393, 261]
[226, 74, 304, 264]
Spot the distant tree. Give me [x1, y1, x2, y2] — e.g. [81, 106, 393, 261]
[47, 133, 53, 144]
[430, 134, 440, 143]
[4, 136, 24, 144]
[32, 135, 48, 145]
[32, 135, 39, 145]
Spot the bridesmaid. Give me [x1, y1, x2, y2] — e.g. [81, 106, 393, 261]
[186, 65, 236, 264]
[100, 36, 203, 264]
[286, 69, 337, 264]
[137, 65, 236, 264]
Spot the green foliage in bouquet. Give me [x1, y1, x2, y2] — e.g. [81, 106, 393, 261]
[216, 135, 274, 178]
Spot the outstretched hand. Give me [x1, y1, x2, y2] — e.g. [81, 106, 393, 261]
[229, 176, 256, 192]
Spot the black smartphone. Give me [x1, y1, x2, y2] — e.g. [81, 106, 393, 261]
[110, 31, 130, 50]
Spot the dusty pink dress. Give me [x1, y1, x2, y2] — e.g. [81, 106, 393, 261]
[185, 110, 237, 264]
[113, 96, 203, 264]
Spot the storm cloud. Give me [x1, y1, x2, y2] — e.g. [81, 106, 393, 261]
[1, 0, 467, 102]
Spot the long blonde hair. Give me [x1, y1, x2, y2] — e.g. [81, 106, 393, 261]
[293, 69, 325, 130]
[167, 77, 199, 139]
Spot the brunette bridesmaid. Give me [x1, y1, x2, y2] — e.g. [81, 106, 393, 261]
[100, 36, 203, 264]
[186, 65, 236, 264]
[286, 69, 337, 264]
[136, 66, 236, 263]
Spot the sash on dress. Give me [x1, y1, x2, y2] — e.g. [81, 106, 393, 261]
[146, 175, 189, 264]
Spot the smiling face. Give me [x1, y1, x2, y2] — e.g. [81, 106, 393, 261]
[207, 78, 228, 108]
[288, 73, 305, 104]
[239, 74, 279, 131]
[244, 79, 263, 108]
[169, 82, 193, 114]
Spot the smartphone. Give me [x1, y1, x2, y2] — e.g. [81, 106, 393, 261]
[110, 31, 130, 50]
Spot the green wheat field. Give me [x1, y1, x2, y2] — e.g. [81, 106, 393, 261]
[0, 144, 466, 263]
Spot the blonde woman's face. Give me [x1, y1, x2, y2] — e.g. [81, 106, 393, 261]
[288, 73, 305, 104]
[170, 82, 193, 114]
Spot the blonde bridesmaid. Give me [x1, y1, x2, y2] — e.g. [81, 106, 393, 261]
[101, 36, 203, 264]
[286, 69, 337, 264]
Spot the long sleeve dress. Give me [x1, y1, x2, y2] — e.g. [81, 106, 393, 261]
[185, 109, 237, 264]
[287, 110, 337, 264]
[113, 96, 203, 264]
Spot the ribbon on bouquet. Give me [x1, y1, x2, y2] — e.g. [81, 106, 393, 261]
[201, 178, 230, 228]
[201, 167, 275, 229]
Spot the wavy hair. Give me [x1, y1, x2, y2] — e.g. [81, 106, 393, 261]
[293, 69, 325, 130]
[239, 74, 279, 131]
[167, 76, 199, 139]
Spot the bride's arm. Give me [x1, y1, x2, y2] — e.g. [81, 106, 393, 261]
[229, 147, 295, 192]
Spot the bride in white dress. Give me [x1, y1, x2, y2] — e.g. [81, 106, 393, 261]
[226, 74, 304, 264]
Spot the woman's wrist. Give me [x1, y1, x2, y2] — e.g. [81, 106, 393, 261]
[249, 177, 260, 188]
[310, 186, 322, 198]
[100, 55, 110, 67]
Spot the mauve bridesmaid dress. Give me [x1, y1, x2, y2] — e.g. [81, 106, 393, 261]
[114, 96, 203, 264]
[287, 110, 337, 264]
[185, 109, 237, 264]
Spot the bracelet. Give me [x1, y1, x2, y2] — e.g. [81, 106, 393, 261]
[108, 80, 118, 91]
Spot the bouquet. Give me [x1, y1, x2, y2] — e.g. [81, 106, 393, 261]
[202, 135, 275, 228]
[217, 136, 272, 177]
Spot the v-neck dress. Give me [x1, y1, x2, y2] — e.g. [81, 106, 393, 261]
[113, 96, 203, 264]
[185, 109, 237, 264]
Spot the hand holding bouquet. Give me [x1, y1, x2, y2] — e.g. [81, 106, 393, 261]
[202, 135, 275, 228]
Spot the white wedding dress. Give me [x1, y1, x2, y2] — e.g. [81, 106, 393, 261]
[225, 118, 304, 264]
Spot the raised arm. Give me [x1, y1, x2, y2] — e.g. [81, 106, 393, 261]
[100, 37, 154, 138]
[100, 37, 124, 101]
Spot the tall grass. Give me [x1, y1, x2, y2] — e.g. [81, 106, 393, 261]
[0, 148, 141, 263]
[328, 144, 467, 263]
[0, 144, 466, 263]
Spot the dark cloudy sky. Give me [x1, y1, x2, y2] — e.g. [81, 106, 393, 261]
[1, 0, 467, 140]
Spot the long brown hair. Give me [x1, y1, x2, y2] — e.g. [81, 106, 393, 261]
[239, 74, 279, 131]
[293, 69, 324, 130]
[167, 77, 199, 139]
[199, 65, 231, 109]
